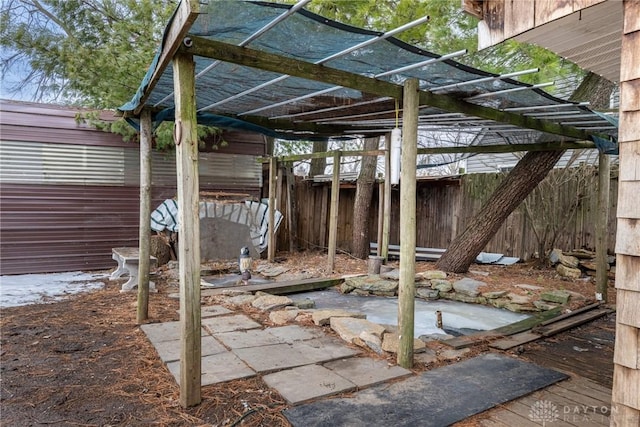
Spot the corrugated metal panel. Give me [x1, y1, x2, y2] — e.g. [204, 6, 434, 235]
[0, 183, 141, 275]
[1, 140, 262, 189]
[148, 151, 262, 189]
[0, 101, 266, 274]
[1, 141, 126, 185]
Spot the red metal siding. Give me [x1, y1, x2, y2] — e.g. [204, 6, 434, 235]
[1, 183, 141, 274]
[0, 100, 266, 275]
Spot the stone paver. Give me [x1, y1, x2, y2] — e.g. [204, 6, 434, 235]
[167, 351, 255, 386]
[152, 335, 227, 363]
[201, 305, 233, 318]
[215, 328, 284, 349]
[267, 325, 325, 343]
[233, 343, 313, 373]
[323, 357, 412, 388]
[263, 364, 356, 405]
[294, 336, 360, 363]
[140, 321, 207, 343]
[201, 314, 262, 334]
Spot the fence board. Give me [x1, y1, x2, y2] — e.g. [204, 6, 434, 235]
[284, 168, 617, 260]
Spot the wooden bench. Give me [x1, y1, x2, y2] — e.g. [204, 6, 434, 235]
[110, 247, 158, 292]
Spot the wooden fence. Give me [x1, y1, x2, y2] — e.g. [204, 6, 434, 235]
[275, 168, 618, 261]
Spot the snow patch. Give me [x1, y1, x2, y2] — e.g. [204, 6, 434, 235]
[1, 271, 108, 308]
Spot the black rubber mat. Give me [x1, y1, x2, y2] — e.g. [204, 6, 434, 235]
[284, 353, 568, 427]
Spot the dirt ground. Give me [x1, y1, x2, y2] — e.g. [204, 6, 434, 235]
[0, 251, 616, 427]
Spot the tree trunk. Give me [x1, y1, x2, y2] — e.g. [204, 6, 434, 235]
[351, 137, 380, 259]
[309, 140, 328, 177]
[436, 72, 613, 273]
[436, 150, 563, 272]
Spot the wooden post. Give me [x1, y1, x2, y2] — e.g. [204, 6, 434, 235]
[319, 186, 329, 249]
[595, 152, 610, 302]
[377, 181, 384, 256]
[137, 108, 153, 323]
[382, 132, 392, 260]
[285, 164, 297, 252]
[268, 156, 277, 262]
[397, 78, 419, 369]
[173, 52, 201, 408]
[327, 151, 341, 272]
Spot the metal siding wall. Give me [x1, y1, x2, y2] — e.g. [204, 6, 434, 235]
[1, 183, 140, 274]
[0, 101, 264, 275]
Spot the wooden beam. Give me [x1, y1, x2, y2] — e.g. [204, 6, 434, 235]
[137, 108, 153, 323]
[228, 113, 362, 137]
[173, 52, 201, 408]
[201, 277, 344, 296]
[261, 141, 593, 165]
[268, 156, 277, 262]
[417, 140, 596, 155]
[134, 0, 199, 115]
[183, 37, 602, 141]
[596, 152, 610, 302]
[271, 149, 384, 163]
[397, 79, 419, 369]
[327, 151, 341, 272]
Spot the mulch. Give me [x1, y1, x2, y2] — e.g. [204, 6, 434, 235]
[0, 277, 290, 427]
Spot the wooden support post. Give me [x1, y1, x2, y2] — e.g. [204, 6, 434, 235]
[319, 186, 329, 249]
[285, 164, 297, 252]
[595, 152, 610, 302]
[397, 79, 419, 369]
[377, 181, 384, 256]
[137, 108, 153, 323]
[268, 156, 277, 262]
[382, 132, 392, 260]
[327, 151, 341, 272]
[173, 52, 201, 408]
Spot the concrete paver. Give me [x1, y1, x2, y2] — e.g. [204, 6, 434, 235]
[267, 324, 325, 343]
[233, 343, 313, 373]
[323, 357, 412, 388]
[215, 328, 284, 349]
[201, 314, 262, 334]
[295, 336, 360, 363]
[263, 364, 357, 405]
[152, 335, 227, 363]
[167, 351, 255, 386]
[201, 305, 233, 318]
[140, 321, 208, 343]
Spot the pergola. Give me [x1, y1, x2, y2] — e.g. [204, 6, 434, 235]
[119, 0, 618, 407]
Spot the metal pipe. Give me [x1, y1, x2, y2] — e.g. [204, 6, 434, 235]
[503, 102, 589, 112]
[431, 68, 539, 92]
[155, 0, 312, 107]
[466, 81, 553, 100]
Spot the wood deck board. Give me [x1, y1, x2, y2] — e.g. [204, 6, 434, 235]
[506, 400, 577, 427]
[516, 386, 610, 426]
[534, 308, 612, 337]
[489, 331, 542, 350]
[490, 407, 542, 427]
